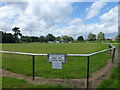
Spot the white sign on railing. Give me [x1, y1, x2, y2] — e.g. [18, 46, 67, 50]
[52, 61, 62, 69]
[48, 54, 66, 69]
[48, 54, 66, 63]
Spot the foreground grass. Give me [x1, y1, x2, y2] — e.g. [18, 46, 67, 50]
[2, 76, 70, 88]
[2, 43, 111, 79]
[97, 44, 119, 89]
[97, 63, 119, 88]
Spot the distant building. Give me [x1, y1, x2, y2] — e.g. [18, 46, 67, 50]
[112, 38, 116, 41]
[48, 41, 54, 43]
[55, 41, 60, 43]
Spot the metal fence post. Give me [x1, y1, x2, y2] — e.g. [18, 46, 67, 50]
[87, 56, 90, 89]
[112, 48, 116, 63]
[109, 44, 112, 55]
[32, 55, 35, 80]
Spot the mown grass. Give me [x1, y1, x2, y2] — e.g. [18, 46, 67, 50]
[2, 43, 111, 79]
[97, 63, 119, 88]
[2, 43, 108, 54]
[2, 76, 70, 88]
[112, 43, 120, 51]
[97, 43, 119, 89]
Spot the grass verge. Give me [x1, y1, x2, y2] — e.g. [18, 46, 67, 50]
[2, 76, 71, 88]
[97, 63, 119, 88]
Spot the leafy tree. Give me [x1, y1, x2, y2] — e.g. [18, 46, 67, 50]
[88, 33, 96, 41]
[115, 34, 120, 41]
[62, 35, 73, 41]
[39, 36, 45, 43]
[20, 36, 31, 42]
[31, 36, 39, 42]
[56, 36, 61, 41]
[20, 36, 27, 42]
[69, 37, 74, 41]
[97, 32, 105, 41]
[12, 27, 22, 43]
[116, 26, 120, 41]
[45, 34, 55, 42]
[26, 36, 32, 42]
[1, 31, 15, 43]
[77, 36, 84, 41]
[21, 36, 42, 42]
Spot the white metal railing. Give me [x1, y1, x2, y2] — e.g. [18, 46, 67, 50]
[0, 43, 116, 56]
[0, 50, 89, 56]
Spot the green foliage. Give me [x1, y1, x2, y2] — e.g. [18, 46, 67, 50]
[97, 63, 119, 88]
[97, 32, 105, 41]
[2, 76, 70, 88]
[39, 36, 45, 43]
[88, 33, 96, 41]
[20, 36, 39, 42]
[45, 34, 55, 42]
[55, 36, 61, 41]
[61, 35, 73, 41]
[77, 36, 84, 41]
[21, 36, 31, 42]
[12, 27, 22, 43]
[115, 34, 120, 41]
[1, 31, 15, 43]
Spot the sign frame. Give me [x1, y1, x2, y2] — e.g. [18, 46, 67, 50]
[47, 53, 67, 63]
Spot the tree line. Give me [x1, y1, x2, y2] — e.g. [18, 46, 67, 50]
[0, 27, 120, 43]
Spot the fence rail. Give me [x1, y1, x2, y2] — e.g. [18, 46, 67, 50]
[0, 51, 90, 56]
[0, 45, 116, 57]
[0, 43, 116, 89]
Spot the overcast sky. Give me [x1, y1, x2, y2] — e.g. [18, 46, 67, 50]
[0, 0, 119, 39]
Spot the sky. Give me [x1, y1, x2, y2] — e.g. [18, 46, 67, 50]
[0, 0, 119, 39]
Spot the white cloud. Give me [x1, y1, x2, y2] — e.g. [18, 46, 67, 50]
[3, 2, 28, 11]
[86, 0, 106, 19]
[69, 18, 82, 25]
[53, 5, 118, 39]
[0, 1, 73, 36]
[0, 1, 118, 39]
[99, 5, 118, 34]
[100, 5, 118, 23]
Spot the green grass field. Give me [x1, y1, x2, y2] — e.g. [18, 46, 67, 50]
[2, 43, 111, 79]
[96, 44, 119, 89]
[2, 76, 70, 88]
[2, 43, 108, 54]
[97, 63, 119, 88]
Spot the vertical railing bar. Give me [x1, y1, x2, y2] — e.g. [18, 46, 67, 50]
[112, 48, 116, 63]
[32, 55, 35, 80]
[87, 56, 90, 89]
[109, 43, 112, 55]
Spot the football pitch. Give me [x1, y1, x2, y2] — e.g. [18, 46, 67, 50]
[2, 43, 111, 79]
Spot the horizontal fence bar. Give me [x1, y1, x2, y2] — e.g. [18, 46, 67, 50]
[0, 43, 116, 57]
[109, 43, 116, 48]
[67, 54, 89, 56]
[89, 47, 116, 56]
[0, 51, 89, 56]
[0, 51, 47, 56]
